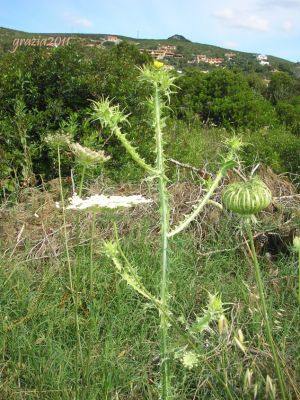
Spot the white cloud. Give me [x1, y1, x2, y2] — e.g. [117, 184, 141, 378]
[281, 20, 293, 32]
[235, 15, 270, 31]
[63, 12, 94, 28]
[214, 8, 270, 32]
[215, 8, 234, 19]
[260, 0, 300, 9]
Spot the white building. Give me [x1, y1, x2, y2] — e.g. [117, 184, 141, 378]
[256, 54, 268, 61]
[256, 54, 269, 66]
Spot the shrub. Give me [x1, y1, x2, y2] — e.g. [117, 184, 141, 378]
[171, 69, 278, 130]
[242, 128, 300, 175]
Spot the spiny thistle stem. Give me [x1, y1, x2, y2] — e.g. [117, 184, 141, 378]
[167, 144, 238, 239]
[244, 220, 288, 400]
[57, 145, 80, 400]
[153, 83, 171, 400]
[168, 170, 223, 238]
[114, 127, 159, 175]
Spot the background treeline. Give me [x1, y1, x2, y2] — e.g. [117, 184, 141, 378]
[0, 42, 299, 192]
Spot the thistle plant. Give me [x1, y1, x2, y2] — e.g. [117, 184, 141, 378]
[91, 63, 239, 399]
[92, 64, 176, 399]
[222, 178, 289, 400]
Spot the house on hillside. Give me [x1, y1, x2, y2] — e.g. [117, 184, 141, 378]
[196, 54, 224, 65]
[196, 54, 207, 62]
[260, 60, 270, 66]
[225, 52, 236, 60]
[207, 57, 224, 65]
[105, 35, 122, 44]
[257, 54, 268, 61]
[256, 54, 270, 66]
[158, 45, 177, 52]
[141, 47, 183, 60]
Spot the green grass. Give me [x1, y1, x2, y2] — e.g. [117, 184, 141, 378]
[1, 210, 299, 399]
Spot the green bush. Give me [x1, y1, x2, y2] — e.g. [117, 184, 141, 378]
[276, 96, 300, 135]
[242, 128, 300, 175]
[0, 42, 152, 187]
[165, 121, 300, 180]
[171, 69, 278, 130]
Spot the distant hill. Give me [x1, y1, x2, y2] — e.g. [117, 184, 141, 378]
[168, 34, 190, 42]
[0, 26, 297, 76]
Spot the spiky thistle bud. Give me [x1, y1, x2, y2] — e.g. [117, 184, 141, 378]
[222, 178, 272, 216]
[181, 351, 199, 370]
[90, 98, 129, 133]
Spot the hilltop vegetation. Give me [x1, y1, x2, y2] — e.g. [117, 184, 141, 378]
[1, 26, 299, 73]
[0, 37, 299, 192]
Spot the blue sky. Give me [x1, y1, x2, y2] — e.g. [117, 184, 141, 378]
[1, 0, 299, 61]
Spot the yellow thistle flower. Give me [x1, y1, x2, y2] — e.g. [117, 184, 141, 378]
[153, 60, 164, 69]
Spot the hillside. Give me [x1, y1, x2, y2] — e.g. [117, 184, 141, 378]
[1, 26, 298, 76]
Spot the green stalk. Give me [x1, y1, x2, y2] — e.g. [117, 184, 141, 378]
[90, 212, 96, 298]
[72, 160, 87, 372]
[298, 249, 300, 306]
[84, 211, 97, 395]
[154, 84, 171, 400]
[57, 145, 81, 400]
[78, 164, 87, 197]
[168, 171, 223, 238]
[244, 221, 288, 400]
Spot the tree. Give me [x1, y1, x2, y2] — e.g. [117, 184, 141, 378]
[268, 72, 294, 104]
[172, 69, 278, 129]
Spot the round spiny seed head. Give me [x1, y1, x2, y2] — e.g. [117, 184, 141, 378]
[222, 178, 272, 216]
